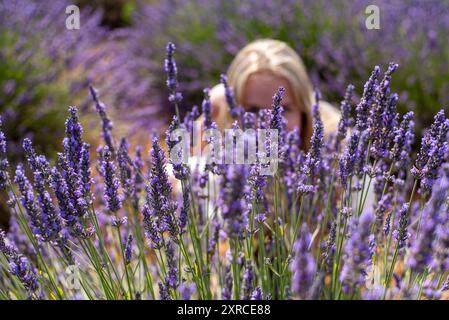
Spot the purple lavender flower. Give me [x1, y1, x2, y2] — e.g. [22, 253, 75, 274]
[303, 91, 324, 176]
[158, 282, 171, 300]
[368, 63, 398, 142]
[143, 136, 178, 246]
[117, 138, 133, 199]
[183, 105, 200, 133]
[322, 221, 337, 272]
[0, 116, 7, 156]
[242, 262, 254, 299]
[142, 204, 163, 249]
[269, 87, 286, 144]
[111, 216, 127, 228]
[221, 267, 233, 300]
[340, 211, 375, 294]
[410, 166, 449, 272]
[165, 42, 182, 104]
[220, 74, 242, 119]
[393, 203, 410, 249]
[89, 85, 115, 153]
[80, 143, 92, 199]
[355, 130, 370, 177]
[374, 193, 393, 234]
[179, 282, 196, 300]
[336, 84, 354, 148]
[432, 207, 449, 273]
[218, 165, 248, 238]
[355, 66, 380, 131]
[100, 146, 122, 213]
[282, 129, 301, 196]
[383, 211, 392, 236]
[441, 277, 449, 292]
[421, 115, 449, 191]
[371, 93, 399, 160]
[250, 287, 263, 300]
[57, 151, 88, 217]
[391, 112, 415, 171]
[22, 138, 50, 182]
[0, 117, 9, 190]
[164, 241, 178, 289]
[132, 145, 144, 209]
[207, 217, 220, 255]
[7, 212, 36, 260]
[33, 170, 62, 242]
[243, 112, 256, 130]
[202, 88, 213, 129]
[63, 106, 84, 173]
[124, 234, 133, 265]
[291, 224, 315, 299]
[50, 167, 77, 235]
[0, 229, 38, 295]
[179, 185, 190, 234]
[247, 163, 268, 204]
[166, 116, 190, 181]
[412, 111, 448, 186]
[14, 164, 43, 238]
[339, 129, 360, 189]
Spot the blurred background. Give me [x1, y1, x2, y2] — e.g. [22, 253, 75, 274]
[1, 0, 449, 227]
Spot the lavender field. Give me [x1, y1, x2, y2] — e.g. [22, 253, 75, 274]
[0, 0, 448, 301]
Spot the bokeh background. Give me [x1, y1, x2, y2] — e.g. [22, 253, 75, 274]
[1, 0, 449, 227]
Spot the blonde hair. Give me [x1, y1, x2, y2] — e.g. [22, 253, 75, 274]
[211, 39, 340, 149]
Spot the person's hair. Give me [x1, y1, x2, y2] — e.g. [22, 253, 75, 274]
[217, 39, 314, 148]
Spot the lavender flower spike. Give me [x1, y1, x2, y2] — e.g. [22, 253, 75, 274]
[100, 146, 122, 213]
[391, 112, 415, 170]
[0, 117, 9, 190]
[117, 138, 133, 199]
[421, 113, 449, 191]
[336, 84, 355, 147]
[410, 165, 449, 272]
[242, 262, 255, 299]
[80, 143, 92, 199]
[165, 241, 179, 289]
[220, 74, 241, 119]
[143, 135, 178, 246]
[218, 165, 247, 238]
[393, 203, 410, 249]
[202, 88, 213, 129]
[124, 234, 133, 265]
[165, 42, 182, 104]
[304, 90, 324, 176]
[63, 106, 84, 172]
[250, 287, 264, 300]
[23, 138, 51, 181]
[355, 66, 380, 131]
[0, 229, 39, 295]
[339, 129, 360, 189]
[14, 164, 43, 238]
[33, 170, 62, 242]
[89, 85, 115, 152]
[291, 224, 315, 299]
[340, 211, 375, 294]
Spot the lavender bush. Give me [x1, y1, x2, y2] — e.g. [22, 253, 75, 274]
[0, 0, 161, 162]
[0, 44, 448, 300]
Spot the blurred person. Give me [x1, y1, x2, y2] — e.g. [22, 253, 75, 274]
[209, 39, 340, 149]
